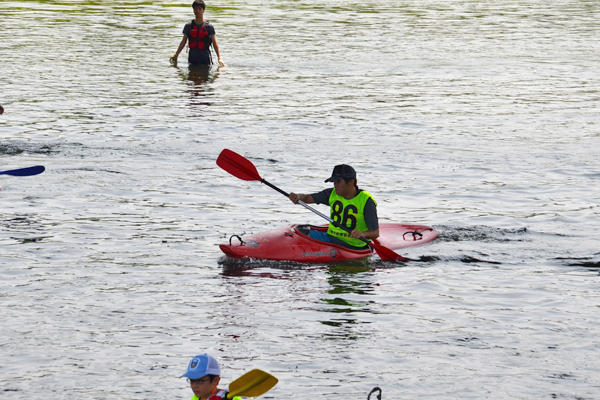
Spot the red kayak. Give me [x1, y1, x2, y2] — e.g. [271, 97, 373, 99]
[220, 223, 438, 263]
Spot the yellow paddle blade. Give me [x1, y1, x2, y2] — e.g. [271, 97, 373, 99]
[227, 369, 278, 398]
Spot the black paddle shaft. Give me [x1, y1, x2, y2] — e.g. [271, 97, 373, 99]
[261, 179, 289, 197]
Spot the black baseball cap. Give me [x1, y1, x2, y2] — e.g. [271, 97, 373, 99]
[325, 164, 356, 183]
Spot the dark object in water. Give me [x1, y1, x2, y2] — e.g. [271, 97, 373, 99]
[368, 387, 382, 400]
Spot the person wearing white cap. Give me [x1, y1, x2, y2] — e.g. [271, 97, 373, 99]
[289, 164, 380, 250]
[181, 354, 241, 400]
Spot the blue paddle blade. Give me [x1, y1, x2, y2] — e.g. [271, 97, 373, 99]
[0, 165, 45, 176]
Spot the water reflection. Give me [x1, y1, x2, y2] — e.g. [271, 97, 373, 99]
[174, 64, 220, 107]
[319, 263, 376, 340]
[324, 263, 374, 295]
[220, 258, 378, 340]
[0, 213, 48, 244]
[219, 257, 311, 277]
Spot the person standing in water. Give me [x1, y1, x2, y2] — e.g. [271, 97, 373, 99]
[170, 1, 225, 67]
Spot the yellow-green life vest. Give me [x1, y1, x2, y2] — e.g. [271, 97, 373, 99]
[327, 188, 377, 247]
[191, 393, 242, 400]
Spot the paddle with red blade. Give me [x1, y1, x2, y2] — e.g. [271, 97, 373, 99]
[216, 149, 409, 262]
[0, 165, 45, 177]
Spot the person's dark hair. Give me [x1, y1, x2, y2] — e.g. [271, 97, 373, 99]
[343, 177, 358, 190]
[192, 0, 206, 10]
[206, 374, 219, 382]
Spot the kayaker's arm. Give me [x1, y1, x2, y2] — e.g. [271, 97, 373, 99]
[351, 228, 379, 240]
[289, 193, 315, 204]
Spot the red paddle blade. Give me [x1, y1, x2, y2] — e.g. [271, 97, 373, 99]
[217, 149, 262, 181]
[370, 239, 409, 262]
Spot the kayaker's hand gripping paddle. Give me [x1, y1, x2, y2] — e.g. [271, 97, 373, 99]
[217, 149, 409, 262]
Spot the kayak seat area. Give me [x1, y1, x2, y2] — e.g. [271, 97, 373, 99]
[296, 225, 311, 236]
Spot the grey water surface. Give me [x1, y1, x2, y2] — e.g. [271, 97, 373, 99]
[1, 0, 599, 399]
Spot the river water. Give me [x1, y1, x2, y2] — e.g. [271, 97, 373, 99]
[1, 0, 599, 399]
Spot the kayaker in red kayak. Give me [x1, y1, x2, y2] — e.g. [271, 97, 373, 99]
[289, 164, 380, 250]
[180, 354, 242, 400]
